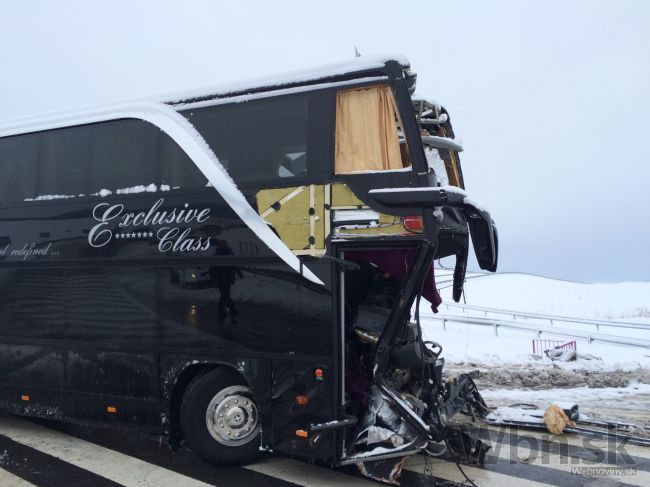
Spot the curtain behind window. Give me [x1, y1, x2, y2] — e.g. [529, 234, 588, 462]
[335, 85, 405, 174]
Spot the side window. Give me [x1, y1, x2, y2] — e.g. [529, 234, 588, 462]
[160, 132, 208, 190]
[6, 117, 218, 203]
[0, 133, 40, 203]
[38, 124, 100, 197]
[92, 119, 159, 194]
[186, 94, 311, 184]
[334, 84, 410, 174]
[36, 120, 160, 199]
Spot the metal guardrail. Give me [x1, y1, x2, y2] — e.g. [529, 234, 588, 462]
[440, 302, 650, 331]
[531, 339, 576, 355]
[421, 314, 650, 349]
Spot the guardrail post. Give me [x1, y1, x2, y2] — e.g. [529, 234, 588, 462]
[537, 330, 542, 338]
[442, 319, 446, 330]
[549, 319, 553, 327]
[596, 324, 600, 331]
[494, 324, 498, 336]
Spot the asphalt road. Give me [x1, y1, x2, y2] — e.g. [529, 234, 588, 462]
[1, 413, 648, 486]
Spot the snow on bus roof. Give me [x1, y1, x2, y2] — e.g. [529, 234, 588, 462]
[0, 54, 409, 135]
[166, 53, 411, 104]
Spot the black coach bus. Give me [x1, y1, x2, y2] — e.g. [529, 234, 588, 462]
[0, 56, 497, 484]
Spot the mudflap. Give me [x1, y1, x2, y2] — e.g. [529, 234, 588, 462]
[356, 455, 411, 486]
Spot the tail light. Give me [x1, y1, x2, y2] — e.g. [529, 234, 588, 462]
[402, 216, 424, 233]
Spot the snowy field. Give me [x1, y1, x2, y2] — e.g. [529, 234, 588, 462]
[420, 271, 650, 425]
[422, 270, 650, 366]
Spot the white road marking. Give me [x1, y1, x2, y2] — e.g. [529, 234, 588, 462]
[4, 412, 647, 487]
[0, 468, 36, 487]
[483, 424, 650, 458]
[486, 438, 650, 487]
[244, 456, 377, 486]
[405, 456, 554, 487]
[0, 415, 213, 487]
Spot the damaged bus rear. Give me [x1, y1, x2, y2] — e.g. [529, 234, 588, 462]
[0, 56, 497, 484]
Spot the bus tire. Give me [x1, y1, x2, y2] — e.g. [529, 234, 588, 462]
[181, 368, 261, 465]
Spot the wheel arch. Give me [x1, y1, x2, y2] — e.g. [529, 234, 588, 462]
[164, 361, 254, 443]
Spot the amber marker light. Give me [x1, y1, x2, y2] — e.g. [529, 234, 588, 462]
[107, 406, 117, 413]
[21, 395, 30, 401]
[295, 429, 308, 438]
[295, 395, 309, 406]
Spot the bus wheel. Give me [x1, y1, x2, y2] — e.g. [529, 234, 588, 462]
[181, 369, 261, 465]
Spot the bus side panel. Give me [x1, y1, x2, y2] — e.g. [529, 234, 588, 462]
[157, 262, 336, 460]
[0, 344, 65, 417]
[65, 348, 160, 427]
[0, 267, 65, 417]
[64, 266, 160, 427]
[158, 264, 333, 356]
[271, 360, 335, 464]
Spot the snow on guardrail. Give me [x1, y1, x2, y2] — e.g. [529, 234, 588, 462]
[421, 314, 650, 349]
[440, 302, 650, 331]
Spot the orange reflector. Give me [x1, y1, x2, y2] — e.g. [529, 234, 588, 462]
[296, 429, 308, 438]
[107, 406, 117, 413]
[403, 216, 424, 233]
[21, 395, 30, 402]
[295, 395, 309, 406]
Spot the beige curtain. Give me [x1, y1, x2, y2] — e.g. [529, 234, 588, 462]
[335, 85, 405, 174]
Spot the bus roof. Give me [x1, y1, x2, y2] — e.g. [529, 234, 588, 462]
[166, 54, 411, 105]
[0, 54, 410, 136]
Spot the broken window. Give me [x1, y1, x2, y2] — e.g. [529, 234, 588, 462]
[335, 85, 410, 174]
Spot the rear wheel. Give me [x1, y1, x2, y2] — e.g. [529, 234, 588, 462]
[181, 368, 261, 465]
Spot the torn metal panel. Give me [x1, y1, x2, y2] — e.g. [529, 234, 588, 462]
[356, 455, 411, 485]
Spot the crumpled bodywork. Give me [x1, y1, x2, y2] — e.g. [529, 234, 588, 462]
[348, 365, 491, 484]
[339, 248, 492, 484]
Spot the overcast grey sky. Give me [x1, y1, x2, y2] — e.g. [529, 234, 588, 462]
[1, 1, 648, 282]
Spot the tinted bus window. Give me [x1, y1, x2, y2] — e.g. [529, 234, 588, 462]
[160, 132, 208, 190]
[0, 133, 40, 203]
[186, 94, 311, 184]
[92, 119, 159, 193]
[35, 120, 160, 199]
[38, 124, 99, 197]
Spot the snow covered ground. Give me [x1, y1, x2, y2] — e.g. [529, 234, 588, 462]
[421, 270, 650, 367]
[420, 271, 650, 425]
[436, 270, 650, 320]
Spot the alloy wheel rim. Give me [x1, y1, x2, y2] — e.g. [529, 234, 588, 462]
[205, 385, 259, 446]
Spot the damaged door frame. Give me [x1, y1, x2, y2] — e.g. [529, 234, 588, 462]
[334, 240, 438, 465]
